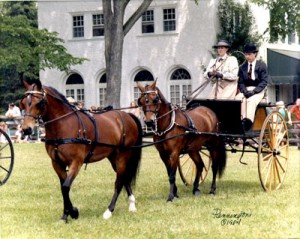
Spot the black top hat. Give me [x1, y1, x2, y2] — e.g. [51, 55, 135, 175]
[213, 40, 231, 48]
[243, 44, 258, 53]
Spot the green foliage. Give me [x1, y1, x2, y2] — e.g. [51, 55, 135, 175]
[0, 1, 86, 114]
[250, 0, 300, 42]
[1, 1, 37, 26]
[217, 0, 262, 64]
[0, 14, 86, 75]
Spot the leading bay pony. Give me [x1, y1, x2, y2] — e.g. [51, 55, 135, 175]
[20, 80, 143, 221]
[137, 81, 226, 201]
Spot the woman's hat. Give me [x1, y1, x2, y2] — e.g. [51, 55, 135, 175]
[243, 44, 258, 53]
[67, 97, 76, 103]
[276, 101, 284, 107]
[213, 40, 231, 48]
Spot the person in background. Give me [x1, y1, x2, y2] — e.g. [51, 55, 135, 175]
[204, 39, 239, 99]
[275, 101, 292, 123]
[235, 44, 268, 131]
[289, 98, 300, 150]
[5, 103, 21, 118]
[126, 101, 140, 118]
[15, 124, 28, 143]
[0, 121, 9, 143]
[126, 101, 145, 129]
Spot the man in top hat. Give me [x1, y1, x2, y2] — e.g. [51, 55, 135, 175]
[235, 44, 268, 131]
[204, 39, 239, 99]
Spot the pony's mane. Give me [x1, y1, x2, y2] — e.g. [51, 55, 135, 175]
[44, 86, 74, 108]
[155, 87, 169, 104]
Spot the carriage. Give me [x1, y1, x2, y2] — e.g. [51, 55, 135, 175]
[0, 127, 14, 185]
[178, 98, 289, 192]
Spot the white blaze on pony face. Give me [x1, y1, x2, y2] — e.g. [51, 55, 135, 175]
[136, 81, 159, 124]
[20, 81, 45, 135]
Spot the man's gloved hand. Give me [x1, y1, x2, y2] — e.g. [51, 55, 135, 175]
[208, 71, 214, 78]
[244, 91, 255, 98]
[215, 72, 223, 79]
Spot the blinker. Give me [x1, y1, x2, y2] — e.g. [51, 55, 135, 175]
[27, 94, 32, 107]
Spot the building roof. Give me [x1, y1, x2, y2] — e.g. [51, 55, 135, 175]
[267, 48, 300, 85]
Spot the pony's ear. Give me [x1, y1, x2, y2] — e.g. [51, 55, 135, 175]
[150, 80, 157, 89]
[35, 79, 42, 90]
[23, 80, 31, 90]
[136, 82, 145, 92]
[23, 79, 42, 91]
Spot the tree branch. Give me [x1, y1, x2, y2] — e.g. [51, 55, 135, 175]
[123, 0, 153, 36]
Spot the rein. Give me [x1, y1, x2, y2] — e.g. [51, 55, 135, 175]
[43, 110, 78, 126]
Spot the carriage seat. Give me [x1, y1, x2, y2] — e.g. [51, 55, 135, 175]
[186, 99, 243, 134]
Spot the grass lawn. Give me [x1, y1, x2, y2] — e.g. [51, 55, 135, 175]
[1, 143, 299, 239]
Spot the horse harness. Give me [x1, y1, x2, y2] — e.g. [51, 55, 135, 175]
[23, 86, 127, 166]
[139, 86, 197, 137]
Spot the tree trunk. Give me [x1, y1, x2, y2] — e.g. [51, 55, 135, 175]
[103, 0, 153, 108]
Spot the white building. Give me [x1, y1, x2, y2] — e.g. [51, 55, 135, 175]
[38, 0, 220, 109]
[38, 0, 299, 108]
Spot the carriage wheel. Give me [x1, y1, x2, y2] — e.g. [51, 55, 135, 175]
[0, 128, 14, 186]
[258, 111, 289, 191]
[178, 149, 211, 186]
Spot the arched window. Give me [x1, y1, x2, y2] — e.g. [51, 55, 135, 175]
[98, 73, 107, 107]
[169, 68, 191, 106]
[134, 70, 154, 82]
[65, 73, 84, 103]
[133, 69, 154, 100]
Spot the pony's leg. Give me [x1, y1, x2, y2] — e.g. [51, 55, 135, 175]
[208, 139, 226, 195]
[60, 175, 79, 221]
[53, 161, 80, 222]
[166, 155, 179, 202]
[188, 151, 204, 196]
[209, 162, 218, 195]
[158, 150, 178, 202]
[125, 184, 137, 212]
[103, 176, 124, 220]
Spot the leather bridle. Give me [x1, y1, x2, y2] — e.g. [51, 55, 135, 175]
[22, 84, 47, 121]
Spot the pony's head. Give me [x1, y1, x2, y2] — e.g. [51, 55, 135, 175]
[20, 80, 46, 135]
[137, 81, 162, 128]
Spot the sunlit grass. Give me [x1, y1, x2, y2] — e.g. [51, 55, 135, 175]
[0, 143, 299, 239]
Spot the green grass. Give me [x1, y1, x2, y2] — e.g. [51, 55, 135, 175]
[1, 143, 299, 239]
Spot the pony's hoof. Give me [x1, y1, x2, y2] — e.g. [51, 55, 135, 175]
[128, 195, 137, 212]
[70, 207, 79, 219]
[209, 192, 215, 196]
[103, 209, 112, 219]
[60, 214, 68, 223]
[129, 204, 137, 212]
[193, 189, 201, 196]
[167, 197, 174, 203]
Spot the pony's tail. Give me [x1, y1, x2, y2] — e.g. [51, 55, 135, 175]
[127, 113, 143, 186]
[217, 137, 227, 177]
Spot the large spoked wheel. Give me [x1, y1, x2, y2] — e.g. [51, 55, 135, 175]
[258, 111, 289, 191]
[178, 149, 211, 186]
[0, 128, 14, 186]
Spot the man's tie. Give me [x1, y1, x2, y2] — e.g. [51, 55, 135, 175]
[218, 58, 223, 62]
[248, 64, 252, 80]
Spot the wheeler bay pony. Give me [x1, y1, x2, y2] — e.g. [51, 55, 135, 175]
[137, 81, 227, 201]
[20, 79, 143, 221]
